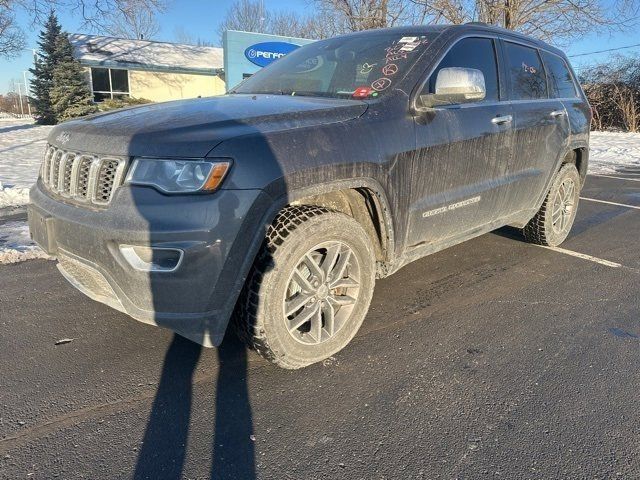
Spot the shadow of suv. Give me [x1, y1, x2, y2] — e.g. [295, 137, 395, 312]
[29, 24, 590, 368]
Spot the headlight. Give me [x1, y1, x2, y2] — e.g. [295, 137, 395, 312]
[125, 158, 230, 193]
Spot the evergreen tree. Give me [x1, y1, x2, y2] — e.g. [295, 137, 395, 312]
[51, 34, 98, 122]
[29, 12, 63, 125]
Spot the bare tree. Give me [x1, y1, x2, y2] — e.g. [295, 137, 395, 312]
[313, 0, 427, 32]
[0, 5, 25, 58]
[217, 0, 320, 42]
[581, 55, 640, 132]
[100, 0, 163, 39]
[7, 0, 166, 27]
[412, 0, 639, 43]
[173, 26, 216, 47]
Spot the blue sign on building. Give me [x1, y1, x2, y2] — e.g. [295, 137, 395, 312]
[244, 42, 301, 67]
[223, 31, 315, 91]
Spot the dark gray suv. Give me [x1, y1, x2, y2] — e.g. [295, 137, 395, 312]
[29, 24, 590, 368]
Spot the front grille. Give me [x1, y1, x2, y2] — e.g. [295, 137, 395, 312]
[41, 145, 126, 206]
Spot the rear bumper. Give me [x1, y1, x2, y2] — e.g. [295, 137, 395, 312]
[29, 180, 269, 346]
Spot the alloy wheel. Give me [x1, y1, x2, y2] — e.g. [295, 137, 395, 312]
[551, 177, 576, 234]
[283, 241, 361, 345]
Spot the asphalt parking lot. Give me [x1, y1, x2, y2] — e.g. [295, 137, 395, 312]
[1, 172, 639, 479]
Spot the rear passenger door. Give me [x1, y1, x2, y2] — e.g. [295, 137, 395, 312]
[501, 41, 570, 213]
[407, 36, 514, 248]
[541, 50, 590, 156]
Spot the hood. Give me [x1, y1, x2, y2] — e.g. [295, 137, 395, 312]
[48, 94, 368, 158]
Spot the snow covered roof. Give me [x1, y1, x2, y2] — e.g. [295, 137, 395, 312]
[68, 34, 223, 75]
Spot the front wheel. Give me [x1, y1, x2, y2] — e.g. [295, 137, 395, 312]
[235, 205, 376, 369]
[523, 163, 581, 247]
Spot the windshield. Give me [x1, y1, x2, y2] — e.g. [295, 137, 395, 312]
[232, 32, 438, 100]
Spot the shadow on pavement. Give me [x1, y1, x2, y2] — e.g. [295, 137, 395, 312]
[133, 334, 255, 479]
[0, 123, 39, 134]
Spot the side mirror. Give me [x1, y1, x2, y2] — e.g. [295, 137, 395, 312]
[418, 67, 486, 109]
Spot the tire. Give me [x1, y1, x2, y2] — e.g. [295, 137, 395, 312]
[523, 163, 581, 247]
[234, 205, 376, 369]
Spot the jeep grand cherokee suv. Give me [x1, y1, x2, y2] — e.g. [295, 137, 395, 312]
[29, 24, 590, 368]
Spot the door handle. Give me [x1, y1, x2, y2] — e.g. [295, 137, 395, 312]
[550, 109, 566, 118]
[491, 115, 512, 125]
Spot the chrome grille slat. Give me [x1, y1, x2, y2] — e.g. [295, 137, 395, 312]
[61, 153, 77, 195]
[40, 144, 125, 206]
[76, 156, 94, 200]
[49, 150, 63, 188]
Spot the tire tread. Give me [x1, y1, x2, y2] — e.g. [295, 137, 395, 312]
[234, 204, 332, 369]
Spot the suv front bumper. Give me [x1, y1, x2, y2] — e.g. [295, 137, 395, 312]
[28, 180, 269, 347]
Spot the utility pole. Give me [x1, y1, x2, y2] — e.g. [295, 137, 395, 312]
[259, 0, 265, 32]
[22, 71, 32, 116]
[17, 83, 25, 115]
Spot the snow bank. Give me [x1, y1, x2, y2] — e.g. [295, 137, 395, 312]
[0, 181, 30, 208]
[0, 220, 52, 264]
[589, 131, 640, 174]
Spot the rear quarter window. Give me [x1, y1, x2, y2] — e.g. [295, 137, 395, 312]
[542, 51, 578, 98]
[504, 42, 548, 100]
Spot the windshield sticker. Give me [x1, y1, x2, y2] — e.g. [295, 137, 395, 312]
[360, 62, 377, 74]
[371, 78, 392, 91]
[399, 36, 419, 43]
[382, 63, 398, 76]
[522, 62, 538, 74]
[352, 86, 373, 98]
[400, 41, 420, 52]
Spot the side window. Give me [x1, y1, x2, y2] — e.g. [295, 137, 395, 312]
[428, 37, 499, 102]
[542, 51, 578, 98]
[504, 42, 547, 100]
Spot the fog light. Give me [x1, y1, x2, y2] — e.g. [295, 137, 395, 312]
[119, 245, 183, 272]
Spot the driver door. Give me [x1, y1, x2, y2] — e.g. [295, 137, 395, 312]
[406, 36, 514, 248]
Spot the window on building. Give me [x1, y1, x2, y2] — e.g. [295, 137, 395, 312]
[541, 51, 578, 98]
[504, 42, 547, 100]
[90, 67, 130, 102]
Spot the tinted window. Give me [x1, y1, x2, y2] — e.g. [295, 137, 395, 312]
[91, 67, 110, 91]
[428, 37, 499, 102]
[504, 42, 547, 100]
[542, 52, 577, 98]
[110, 69, 129, 93]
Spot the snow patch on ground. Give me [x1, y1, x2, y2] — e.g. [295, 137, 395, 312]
[0, 119, 52, 183]
[0, 181, 30, 208]
[0, 118, 52, 208]
[589, 131, 640, 174]
[0, 220, 52, 264]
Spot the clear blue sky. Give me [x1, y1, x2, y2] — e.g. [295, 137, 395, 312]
[1, 0, 638, 94]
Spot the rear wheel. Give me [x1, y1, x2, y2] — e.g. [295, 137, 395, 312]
[235, 205, 376, 369]
[523, 163, 581, 246]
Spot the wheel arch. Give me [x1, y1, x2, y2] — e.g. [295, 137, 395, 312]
[280, 178, 396, 272]
[562, 143, 589, 184]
